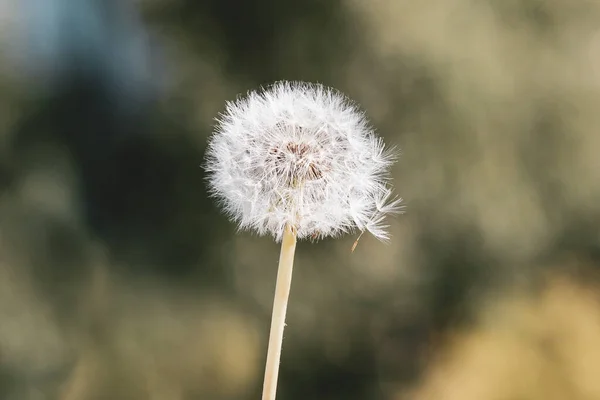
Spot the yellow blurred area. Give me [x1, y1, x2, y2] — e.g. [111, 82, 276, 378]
[405, 264, 600, 400]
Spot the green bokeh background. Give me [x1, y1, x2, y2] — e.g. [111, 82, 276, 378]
[1, 1, 600, 399]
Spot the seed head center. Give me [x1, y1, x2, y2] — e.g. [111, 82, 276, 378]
[268, 141, 324, 185]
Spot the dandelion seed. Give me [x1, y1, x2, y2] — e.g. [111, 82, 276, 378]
[203, 81, 403, 400]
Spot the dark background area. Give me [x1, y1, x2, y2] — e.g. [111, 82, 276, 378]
[1, 0, 600, 399]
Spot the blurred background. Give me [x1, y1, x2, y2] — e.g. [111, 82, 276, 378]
[1, 0, 600, 399]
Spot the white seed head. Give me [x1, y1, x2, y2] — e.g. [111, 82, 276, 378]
[204, 81, 403, 242]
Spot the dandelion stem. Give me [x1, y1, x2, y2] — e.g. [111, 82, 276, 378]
[261, 224, 297, 400]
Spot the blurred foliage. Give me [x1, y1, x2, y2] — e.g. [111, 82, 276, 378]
[1, 0, 600, 399]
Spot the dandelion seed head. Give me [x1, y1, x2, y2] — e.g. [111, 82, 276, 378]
[204, 81, 403, 242]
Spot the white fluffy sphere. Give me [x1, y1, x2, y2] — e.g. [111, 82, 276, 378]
[204, 81, 402, 242]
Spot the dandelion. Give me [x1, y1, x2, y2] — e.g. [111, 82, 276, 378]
[204, 81, 402, 400]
